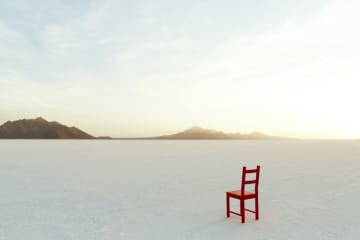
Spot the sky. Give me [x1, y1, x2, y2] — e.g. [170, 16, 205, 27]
[1, 0, 360, 138]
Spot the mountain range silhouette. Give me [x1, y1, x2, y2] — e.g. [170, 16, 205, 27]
[0, 118, 277, 139]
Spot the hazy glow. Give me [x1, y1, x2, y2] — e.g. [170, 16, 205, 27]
[0, 0, 359, 138]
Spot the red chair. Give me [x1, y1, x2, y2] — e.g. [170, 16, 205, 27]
[226, 165, 260, 223]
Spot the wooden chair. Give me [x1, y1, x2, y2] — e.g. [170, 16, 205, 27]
[226, 165, 260, 223]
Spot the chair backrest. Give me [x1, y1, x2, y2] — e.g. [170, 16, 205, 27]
[241, 165, 260, 195]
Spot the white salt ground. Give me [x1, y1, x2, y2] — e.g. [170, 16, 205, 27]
[0, 140, 359, 240]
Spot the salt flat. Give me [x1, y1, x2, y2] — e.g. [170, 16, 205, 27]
[0, 140, 359, 240]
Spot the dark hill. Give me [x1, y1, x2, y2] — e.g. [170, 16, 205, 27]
[0, 117, 94, 139]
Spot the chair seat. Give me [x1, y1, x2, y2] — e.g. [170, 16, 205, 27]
[226, 190, 256, 199]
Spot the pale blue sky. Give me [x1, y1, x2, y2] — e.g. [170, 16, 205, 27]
[1, 0, 359, 138]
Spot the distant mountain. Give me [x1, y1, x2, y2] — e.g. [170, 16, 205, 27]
[0, 117, 94, 139]
[152, 126, 278, 140]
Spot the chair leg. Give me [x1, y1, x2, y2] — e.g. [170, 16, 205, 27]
[226, 194, 230, 218]
[255, 197, 259, 220]
[240, 199, 245, 223]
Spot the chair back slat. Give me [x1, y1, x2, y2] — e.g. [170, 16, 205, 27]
[244, 180, 257, 184]
[245, 169, 258, 174]
[241, 165, 260, 195]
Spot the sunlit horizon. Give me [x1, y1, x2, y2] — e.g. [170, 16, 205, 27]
[1, 0, 359, 139]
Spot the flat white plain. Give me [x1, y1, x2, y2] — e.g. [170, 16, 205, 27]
[0, 140, 359, 240]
